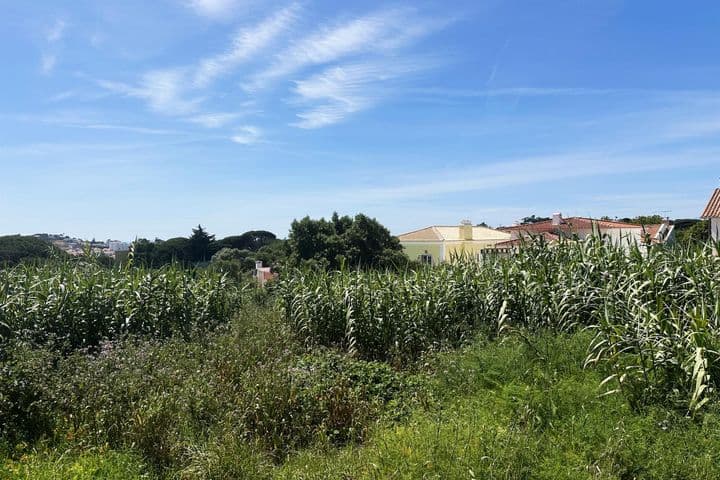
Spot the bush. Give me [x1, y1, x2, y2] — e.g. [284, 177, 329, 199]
[0, 347, 57, 446]
[0, 305, 426, 474]
[0, 449, 151, 479]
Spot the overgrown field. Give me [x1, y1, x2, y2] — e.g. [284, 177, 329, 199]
[0, 261, 243, 353]
[278, 239, 720, 413]
[2, 239, 720, 479]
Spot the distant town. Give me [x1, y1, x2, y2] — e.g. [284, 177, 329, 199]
[32, 234, 130, 258]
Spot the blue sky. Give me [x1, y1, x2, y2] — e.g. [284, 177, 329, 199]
[1, 0, 719, 240]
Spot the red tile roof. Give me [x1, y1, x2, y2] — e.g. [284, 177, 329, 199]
[499, 216, 643, 236]
[701, 189, 720, 218]
[494, 232, 560, 248]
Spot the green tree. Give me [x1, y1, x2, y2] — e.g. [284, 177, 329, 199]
[521, 215, 551, 224]
[154, 237, 190, 264]
[0, 235, 66, 265]
[331, 212, 353, 236]
[288, 213, 407, 270]
[288, 216, 338, 268]
[188, 225, 215, 263]
[620, 215, 665, 225]
[130, 238, 156, 266]
[216, 231, 276, 252]
[253, 240, 289, 271]
[344, 214, 404, 268]
[675, 219, 709, 245]
[210, 247, 256, 279]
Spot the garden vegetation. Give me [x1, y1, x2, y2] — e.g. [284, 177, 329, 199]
[2, 236, 720, 479]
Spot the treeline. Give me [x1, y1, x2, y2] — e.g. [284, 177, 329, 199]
[0, 213, 410, 274]
[132, 213, 409, 272]
[0, 235, 68, 266]
[131, 226, 283, 268]
[1, 213, 712, 272]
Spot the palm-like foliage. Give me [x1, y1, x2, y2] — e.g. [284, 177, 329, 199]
[0, 261, 244, 352]
[278, 238, 720, 413]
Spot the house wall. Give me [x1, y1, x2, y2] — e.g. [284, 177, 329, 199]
[445, 240, 507, 260]
[712, 218, 720, 242]
[400, 242, 444, 265]
[600, 227, 644, 246]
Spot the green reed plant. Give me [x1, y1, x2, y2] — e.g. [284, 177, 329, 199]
[0, 261, 244, 352]
[278, 237, 720, 413]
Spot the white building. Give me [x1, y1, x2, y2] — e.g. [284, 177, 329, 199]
[499, 213, 674, 247]
[701, 189, 720, 243]
[107, 240, 131, 252]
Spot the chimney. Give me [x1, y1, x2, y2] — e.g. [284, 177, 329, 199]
[552, 212, 562, 226]
[460, 219, 473, 240]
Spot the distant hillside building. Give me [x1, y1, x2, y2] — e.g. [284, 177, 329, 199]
[499, 213, 674, 247]
[397, 221, 512, 265]
[107, 240, 130, 252]
[701, 188, 720, 243]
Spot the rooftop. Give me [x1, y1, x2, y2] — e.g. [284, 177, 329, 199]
[701, 189, 720, 218]
[499, 216, 645, 235]
[397, 225, 511, 242]
[494, 232, 560, 248]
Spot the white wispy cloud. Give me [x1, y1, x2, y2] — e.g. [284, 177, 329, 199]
[40, 18, 67, 74]
[411, 86, 720, 101]
[230, 125, 261, 144]
[245, 7, 450, 91]
[411, 86, 622, 98]
[48, 88, 112, 103]
[193, 4, 299, 87]
[660, 118, 720, 141]
[187, 112, 244, 128]
[92, 5, 451, 132]
[292, 59, 431, 128]
[4, 111, 183, 136]
[97, 6, 297, 121]
[317, 148, 720, 203]
[185, 0, 245, 19]
[46, 18, 67, 43]
[98, 69, 203, 115]
[49, 90, 77, 102]
[40, 54, 57, 74]
[77, 124, 182, 135]
[137, 69, 204, 114]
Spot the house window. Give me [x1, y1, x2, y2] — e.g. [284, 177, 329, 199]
[418, 254, 433, 265]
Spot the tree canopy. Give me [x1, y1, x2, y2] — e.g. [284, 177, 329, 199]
[0, 235, 66, 265]
[131, 226, 285, 269]
[288, 213, 407, 270]
[521, 215, 551, 224]
[618, 215, 665, 225]
[188, 225, 215, 263]
[215, 231, 276, 252]
[675, 219, 709, 245]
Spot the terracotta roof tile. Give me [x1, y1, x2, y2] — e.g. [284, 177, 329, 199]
[499, 217, 643, 236]
[644, 224, 661, 238]
[494, 232, 560, 247]
[701, 189, 720, 218]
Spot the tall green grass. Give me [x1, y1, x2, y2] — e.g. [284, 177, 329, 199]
[277, 238, 720, 412]
[0, 261, 244, 352]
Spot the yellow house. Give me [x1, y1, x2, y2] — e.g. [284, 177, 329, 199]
[397, 220, 512, 265]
